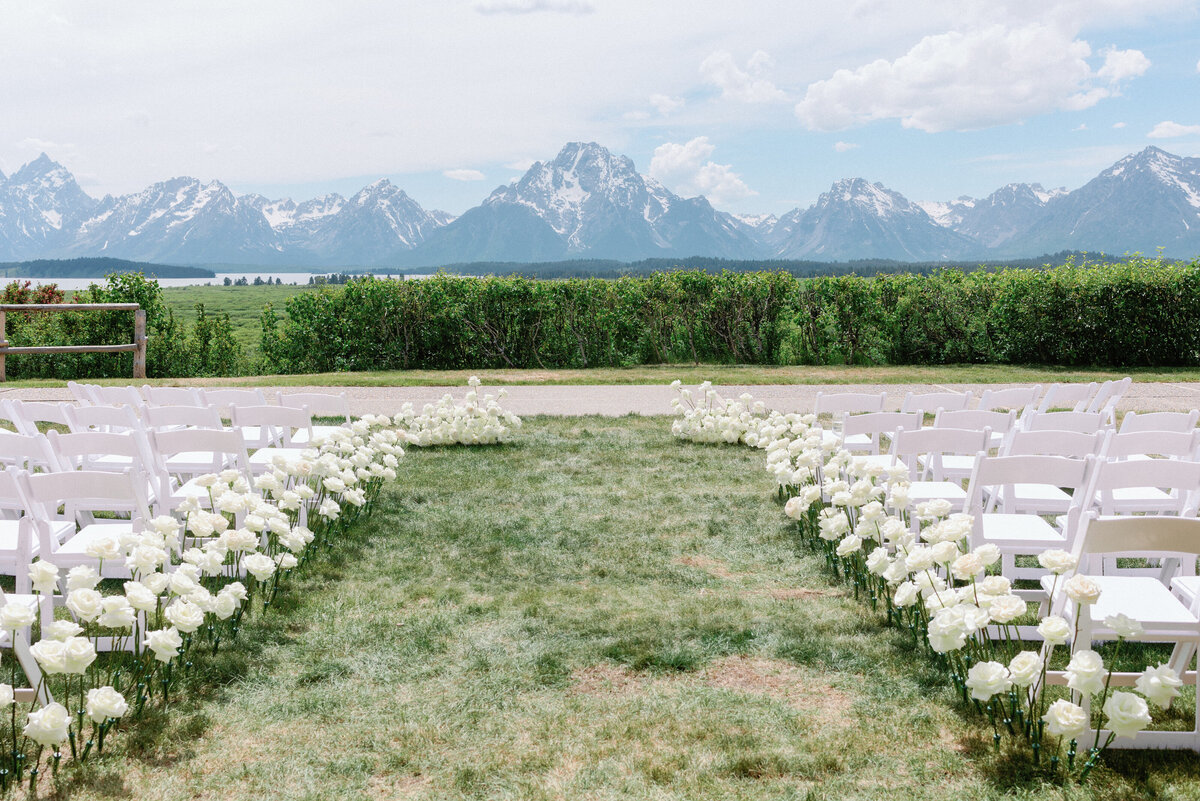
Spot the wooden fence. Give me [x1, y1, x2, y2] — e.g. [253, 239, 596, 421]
[0, 303, 146, 382]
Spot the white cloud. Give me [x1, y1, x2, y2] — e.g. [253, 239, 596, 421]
[1196, 57, 1200, 73]
[1096, 46, 1150, 82]
[649, 93, 685, 115]
[833, 141, 859, 152]
[504, 158, 536, 171]
[443, 168, 486, 181]
[1113, 121, 1127, 128]
[1147, 120, 1200, 138]
[621, 110, 651, 121]
[699, 50, 787, 103]
[795, 23, 1148, 132]
[648, 136, 755, 205]
[474, 0, 593, 14]
[1072, 123, 1088, 131]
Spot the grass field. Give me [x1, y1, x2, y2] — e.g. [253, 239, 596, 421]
[53, 417, 1200, 800]
[159, 284, 316, 353]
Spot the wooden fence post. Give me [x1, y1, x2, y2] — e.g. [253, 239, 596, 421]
[0, 309, 6, 383]
[133, 309, 146, 380]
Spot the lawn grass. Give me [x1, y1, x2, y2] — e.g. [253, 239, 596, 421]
[53, 417, 1200, 800]
[7, 362, 1200, 390]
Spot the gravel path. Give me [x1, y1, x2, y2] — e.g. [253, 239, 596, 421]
[4, 381, 1200, 416]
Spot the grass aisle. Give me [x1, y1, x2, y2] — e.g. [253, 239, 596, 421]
[68, 418, 1199, 800]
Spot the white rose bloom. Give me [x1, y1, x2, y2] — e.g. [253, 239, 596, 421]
[1103, 691, 1152, 739]
[1065, 649, 1107, 696]
[965, 661, 1012, 701]
[931, 540, 960, 565]
[86, 686, 129, 723]
[144, 627, 183, 663]
[1037, 615, 1071, 645]
[212, 592, 238, 620]
[978, 575, 1011, 596]
[145, 571, 174, 595]
[30, 640, 68, 674]
[28, 561, 59, 594]
[242, 552, 277, 582]
[1043, 699, 1088, 738]
[1064, 574, 1102, 605]
[0, 684, 12, 708]
[164, 599, 205, 634]
[904, 546, 936, 574]
[98, 596, 136, 629]
[893, 582, 920, 608]
[66, 588, 104, 622]
[62, 636, 97, 674]
[44, 621, 83, 641]
[1008, 651, 1043, 687]
[950, 552, 984, 581]
[24, 703, 70, 746]
[84, 535, 123, 561]
[223, 581, 249, 601]
[66, 565, 100, 591]
[926, 609, 967, 653]
[973, 543, 1001, 566]
[1038, 548, 1078, 575]
[1136, 664, 1183, 709]
[835, 535, 862, 558]
[865, 547, 890, 575]
[1104, 612, 1144, 639]
[0, 603, 36, 631]
[988, 595, 1027, 624]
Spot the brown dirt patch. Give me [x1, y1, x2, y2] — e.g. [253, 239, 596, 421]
[673, 554, 739, 579]
[366, 773, 431, 799]
[569, 663, 645, 696]
[755, 587, 837, 600]
[700, 656, 853, 724]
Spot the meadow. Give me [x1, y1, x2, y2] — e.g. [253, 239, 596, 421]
[159, 284, 315, 354]
[41, 416, 1200, 801]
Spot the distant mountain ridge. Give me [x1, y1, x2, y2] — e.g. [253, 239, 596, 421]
[1, 143, 1198, 266]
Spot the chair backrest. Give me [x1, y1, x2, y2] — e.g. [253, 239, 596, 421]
[977, 385, 1041, 412]
[1086, 377, 1131, 421]
[900, 391, 972, 415]
[149, 427, 251, 479]
[202, 388, 267, 415]
[48, 429, 152, 471]
[1024, 410, 1105, 434]
[0, 399, 25, 435]
[141, 385, 203, 407]
[840, 411, 921, 454]
[1104, 429, 1200, 461]
[143, 404, 224, 431]
[91, 385, 144, 407]
[1072, 513, 1200, 560]
[20, 469, 152, 526]
[230, 404, 313, 448]
[7, 400, 71, 436]
[0, 469, 31, 516]
[66, 381, 98, 405]
[0, 432, 61, 473]
[1119, 410, 1199, 434]
[965, 453, 1095, 516]
[1003, 428, 1106, 458]
[813, 392, 886, 417]
[934, 408, 1016, 434]
[1037, 382, 1099, 413]
[1089, 458, 1200, 516]
[892, 427, 989, 481]
[64, 403, 142, 435]
[277, 391, 351, 424]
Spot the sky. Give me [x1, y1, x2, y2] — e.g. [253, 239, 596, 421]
[1, 0, 1199, 217]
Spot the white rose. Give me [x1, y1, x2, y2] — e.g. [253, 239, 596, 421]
[1135, 664, 1183, 709]
[29, 640, 67, 674]
[904, 546, 936, 573]
[44, 621, 82, 641]
[1008, 651, 1043, 687]
[988, 595, 1027, 625]
[242, 553, 277, 582]
[1103, 691, 1152, 739]
[144, 627, 183, 663]
[85, 686, 129, 723]
[974, 543, 1001, 566]
[1064, 574, 1102, 605]
[66, 588, 104, 622]
[143, 571, 171, 595]
[28, 561, 59, 594]
[965, 661, 1012, 701]
[951, 552, 984, 582]
[23, 703, 70, 747]
[865, 547, 890, 575]
[84, 535, 123, 561]
[1104, 613, 1144, 640]
[275, 553, 298, 570]
[893, 582, 919, 608]
[978, 575, 1011, 596]
[97, 596, 136, 629]
[0, 604, 35, 631]
[124, 581, 158, 612]
[1043, 699, 1088, 739]
[0, 684, 12, 708]
[931, 541, 960, 565]
[1037, 615, 1071, 646]
[1038, 549, 1078, 575]
[835, 535, 862, 558]
[164, 600, 205, 634]
[1065, 649, 1106, 696]
[222, 581, 248, 601]
[66, 565, 99, 591]
[212, 592, 238, 620]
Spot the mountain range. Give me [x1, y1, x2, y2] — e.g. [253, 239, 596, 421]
[1, 142, 1198, 267]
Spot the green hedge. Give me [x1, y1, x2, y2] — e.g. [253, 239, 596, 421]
[259, 257, 1200, 372]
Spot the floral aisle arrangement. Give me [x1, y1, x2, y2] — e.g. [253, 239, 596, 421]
[393, 377, 521, 447]
[671, 394, 1185, 781]
[669, 381, 773, 445]
[0, 418, 406, 791]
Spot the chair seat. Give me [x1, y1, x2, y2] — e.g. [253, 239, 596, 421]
[0, 519, 68, 552]
[907, 481, 967, 502]
[248, 447, 308, 469]
[289, 425, 345, 445]
[1047, 575, 1199, 629]
[979, 513, 1064, 544]
[853, 455, 905, 472]
[843, 433, 872, 451]
[940, 454, 976, 477]
[58, 523, 135, 555]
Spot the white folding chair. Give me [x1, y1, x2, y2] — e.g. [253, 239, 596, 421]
[202, 388, 267, 416]
[1087, 376, 1132, 426]
[66, 381, 98, 405]
[1089, 458, 1200, 518]
[90, 385, 144, 407]
[1120, 411, 1200, 435]
[148, 428, 252, 511]
[900, 390, 973, 416]
[813, 391, 886, 448]
[838, 411, 920, 461]
[47, 429, 166, 513]
[141, 385, 203, 407]
[19, 469, 152, 578]
[232, 405, 314, 472]
[1104, 429, 1200, 463]
[1045, 513, 1200, 751]
[0, 470, 67, 593]
[965, 454, 1095, 591]
[977, 385, 1042, 412]
[934, 408, 1016, 471]
[277, 391, 351, 444]
[143, 404, 224, 432]
[65, 403, 143, 435]
[0, 431, 61, 473]
[7, 400, 71, 436]
[1036, 382, 1099, 414]
[1023, 410, 1106, 434]
[891, 427, 989, 513]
